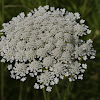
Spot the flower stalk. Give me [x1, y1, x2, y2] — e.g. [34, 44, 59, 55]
[63, 82, 71, 100]
[55, 85, 61, 100]
[18, 82, 23, 100]
[42, 88, 47, 100]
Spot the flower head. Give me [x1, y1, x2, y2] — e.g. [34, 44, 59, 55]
[0, 5, 96, 92]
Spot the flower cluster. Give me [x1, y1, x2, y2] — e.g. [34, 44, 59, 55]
[0, 5, 96, 92]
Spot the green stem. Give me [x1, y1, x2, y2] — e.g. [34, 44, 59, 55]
[4, 5, 31, 11]
[46, 0, 48, 5]
[63, 82, 71, 100]
[82, 0, 87, 16]
[2, 0, 4, 22]
[1, 63, 4, 100]
[42, 88, 47, 100]
[47, 92, 50, 100]
[55, 85, 61, 100]
[18, 82, 23, 100]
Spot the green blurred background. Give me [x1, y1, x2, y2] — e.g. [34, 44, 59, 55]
[0, 0, 100, 100]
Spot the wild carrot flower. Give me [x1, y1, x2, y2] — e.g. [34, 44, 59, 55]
[0, 5, 96, 92]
